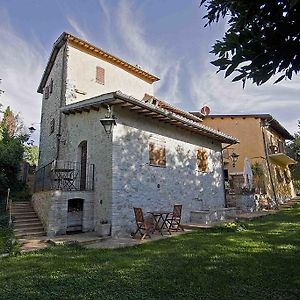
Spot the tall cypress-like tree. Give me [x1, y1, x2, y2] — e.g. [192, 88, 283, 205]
[0, 107, 25, 197]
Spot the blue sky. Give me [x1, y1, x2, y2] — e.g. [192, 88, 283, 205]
[0, 0, 299, 143]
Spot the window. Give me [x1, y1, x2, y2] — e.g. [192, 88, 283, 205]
[50, 118, 55, 135]
[197, 148, 209, 172]
[44, 86, 49, 99]
[283, 169, 291, 184]
[96, 66, 105, 85]
[49, 79, 53, 94]
[275, 167, 284, 183]
[149, 138, 166, 167]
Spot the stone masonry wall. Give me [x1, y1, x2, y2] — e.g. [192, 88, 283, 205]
[111, 107, 225, 235]
[32, 191, 95, 237]
[38, 45, 67, 168]
[62, 108, 113, 230]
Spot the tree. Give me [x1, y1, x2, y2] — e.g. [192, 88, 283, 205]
[0, 106, 26, 196]
[200, 0, 300, 86]
[24, 145, 39, 166]
[0, 106, 25, 138]
[0, 128, 24, 196]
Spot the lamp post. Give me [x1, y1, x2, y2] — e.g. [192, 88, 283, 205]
[100, 105, 116, 137]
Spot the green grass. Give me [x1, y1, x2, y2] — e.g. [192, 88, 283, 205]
[1, 205, 300, 300]
[0, 227, 10, 254]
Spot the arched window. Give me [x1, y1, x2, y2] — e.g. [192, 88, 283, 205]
[78, 141, 87, 190]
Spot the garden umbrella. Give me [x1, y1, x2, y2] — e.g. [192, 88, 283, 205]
[243, 157, 253, 190]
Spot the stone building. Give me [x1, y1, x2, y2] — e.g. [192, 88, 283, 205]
[33, 32, 237, 236]
[198, 114, 296, 209]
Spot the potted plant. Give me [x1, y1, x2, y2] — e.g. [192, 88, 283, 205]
[95, 219, 111, 237]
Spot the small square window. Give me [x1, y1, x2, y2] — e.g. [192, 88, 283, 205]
[149, 138, 166, 167]
[49, 79, 53, 94]
[50, 118, 55, 135]
[44, 86, 49, 99]
[96, 66, 105, 85]
[197, 148, 209, 172]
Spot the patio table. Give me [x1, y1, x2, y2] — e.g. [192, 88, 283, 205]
[147, 210, 172, 235]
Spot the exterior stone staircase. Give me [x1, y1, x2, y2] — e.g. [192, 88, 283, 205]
[11, 201, 45, 238]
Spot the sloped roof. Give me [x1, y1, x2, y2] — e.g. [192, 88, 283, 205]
[193, 113, 294, 140]
[37, 32, 160, 93]
[61, 91, 239, 144]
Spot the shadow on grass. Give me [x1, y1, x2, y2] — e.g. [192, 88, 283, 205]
[0, 206, 300, 300]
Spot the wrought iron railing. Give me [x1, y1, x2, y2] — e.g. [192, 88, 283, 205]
[267, 142, 298, 160]
[34, 160, 94, 192]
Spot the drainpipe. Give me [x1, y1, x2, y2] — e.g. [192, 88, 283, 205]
[261, 123, 278, 208]
[56, 42, 68, 160]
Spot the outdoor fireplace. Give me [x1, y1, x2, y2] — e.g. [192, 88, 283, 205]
[67, 198, 84, 232]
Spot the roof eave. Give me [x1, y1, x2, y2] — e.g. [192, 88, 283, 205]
[61, 91, 238, 145]
[37, 32, 68, 93]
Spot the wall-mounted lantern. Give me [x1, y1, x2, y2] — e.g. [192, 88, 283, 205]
[230, 152, 239, 167]
[28, 126, 36, 134]
[100, 105, 116, 137]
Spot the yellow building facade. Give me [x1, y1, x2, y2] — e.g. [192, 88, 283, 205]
[199, 114, 296, 204]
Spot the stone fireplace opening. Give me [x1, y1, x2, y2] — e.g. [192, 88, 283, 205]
[67, 198, 84, 233]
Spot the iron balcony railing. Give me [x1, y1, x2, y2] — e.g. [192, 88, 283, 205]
[34, 160, 95, 192]
[268, 142, 296, 157]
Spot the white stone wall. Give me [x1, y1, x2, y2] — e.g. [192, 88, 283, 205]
[32, 191, 95, 236]
[62, 109, 113, 230]
[38, 41, 155, 168]
[111, 107, 225, 235]
[65, 44, 154, 104]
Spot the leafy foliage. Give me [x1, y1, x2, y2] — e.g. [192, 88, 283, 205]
[0, 107, 25, 197]
[24, 145, 39, 166]
[200, 0, 300, 86]
[0, 106, 26, 138]
[251, 162, 264, 177]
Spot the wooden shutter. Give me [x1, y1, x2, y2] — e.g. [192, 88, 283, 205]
[149, 140, 166, 167]
[49, 79, 53, 94]
[96, 66, 105, 85]
[44, 86, 49, 99]
[50, 118, 55, 135]
[197, 148, 208, 172]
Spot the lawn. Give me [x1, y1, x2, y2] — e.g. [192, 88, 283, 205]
[0, 205, 300, 300]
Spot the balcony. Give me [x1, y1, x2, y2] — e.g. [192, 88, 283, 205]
[267, 144, 296, 165]
[34, 160, 95, 192]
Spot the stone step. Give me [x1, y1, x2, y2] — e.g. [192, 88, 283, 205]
[15, 231, 46, 239]
[11, 201, 31, 205]
[14, 225, 44, 234]
[182, 219, 236, 230]
[11, 209, 34, 213]
[13, 216, 40, 222]
[14, 221, 43, 229]
[11, 206, 32, 210]
[11, 211, 37, 217]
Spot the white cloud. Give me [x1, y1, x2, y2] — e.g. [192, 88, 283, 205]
[0, 11, 45, 140]
[188, 60, 300, 134]
[116, 0, 182, 103]
[66, 16, 90, 41]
